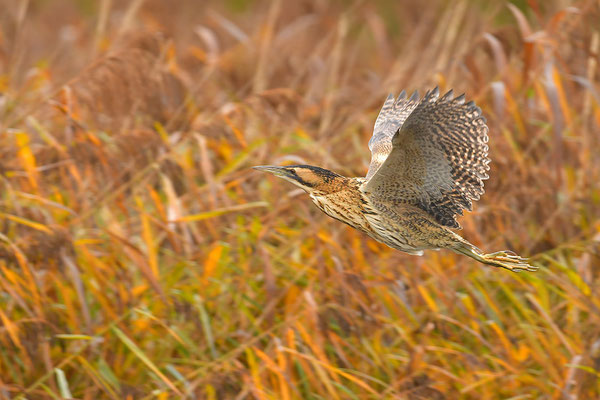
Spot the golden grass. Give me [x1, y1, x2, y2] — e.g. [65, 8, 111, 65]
[0, 0, 599, 398]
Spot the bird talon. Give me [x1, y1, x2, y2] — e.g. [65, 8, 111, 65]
[480, 250, 537, 272]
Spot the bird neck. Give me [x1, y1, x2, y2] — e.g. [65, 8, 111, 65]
[307, 177, 372, 232]
[308, 174, 356, 195]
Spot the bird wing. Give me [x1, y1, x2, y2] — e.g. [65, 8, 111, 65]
[362, 88, 490, 229]
[366, 91, 421, 181]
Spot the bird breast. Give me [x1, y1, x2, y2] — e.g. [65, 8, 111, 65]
[308, 189, 374, 235]
[309, 188, 427, 255]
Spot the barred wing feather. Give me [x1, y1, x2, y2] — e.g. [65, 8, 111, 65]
[366, 91, 420, 180]
[362, 88, 490, 229]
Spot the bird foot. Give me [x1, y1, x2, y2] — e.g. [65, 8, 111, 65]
[481, 250, 538, 272]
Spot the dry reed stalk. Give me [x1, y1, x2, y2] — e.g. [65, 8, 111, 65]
[58, 31, 185, 133]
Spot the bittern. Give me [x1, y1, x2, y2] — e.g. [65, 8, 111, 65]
[255, 88, 535, 272]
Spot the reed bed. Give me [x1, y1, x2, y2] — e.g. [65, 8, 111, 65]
[0, 0, 598, 398]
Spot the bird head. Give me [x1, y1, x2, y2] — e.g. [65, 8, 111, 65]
[253, 165, 343, 194]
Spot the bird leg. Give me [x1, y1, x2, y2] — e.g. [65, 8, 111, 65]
[453, 242, 537, 272]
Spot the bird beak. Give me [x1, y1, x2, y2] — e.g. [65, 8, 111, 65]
[252, 165, 292, 178]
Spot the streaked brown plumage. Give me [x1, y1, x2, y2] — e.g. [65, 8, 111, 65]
[255, 88, 536, 272]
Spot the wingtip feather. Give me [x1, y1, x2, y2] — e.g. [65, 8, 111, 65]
[441, 89, 454, 102]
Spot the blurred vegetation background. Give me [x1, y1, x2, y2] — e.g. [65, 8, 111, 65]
[0, 0, 599, 398]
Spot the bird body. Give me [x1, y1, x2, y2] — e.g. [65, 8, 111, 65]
[255, 88, 536, 272]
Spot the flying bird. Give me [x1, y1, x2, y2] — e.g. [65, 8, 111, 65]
[254, 88, 535, 272]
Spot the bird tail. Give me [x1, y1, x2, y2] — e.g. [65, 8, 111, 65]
[453, 240, 537, 272]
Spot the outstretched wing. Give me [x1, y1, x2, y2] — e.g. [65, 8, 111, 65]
[362, 88, 490, 229]
[366, 91, 420, 180]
